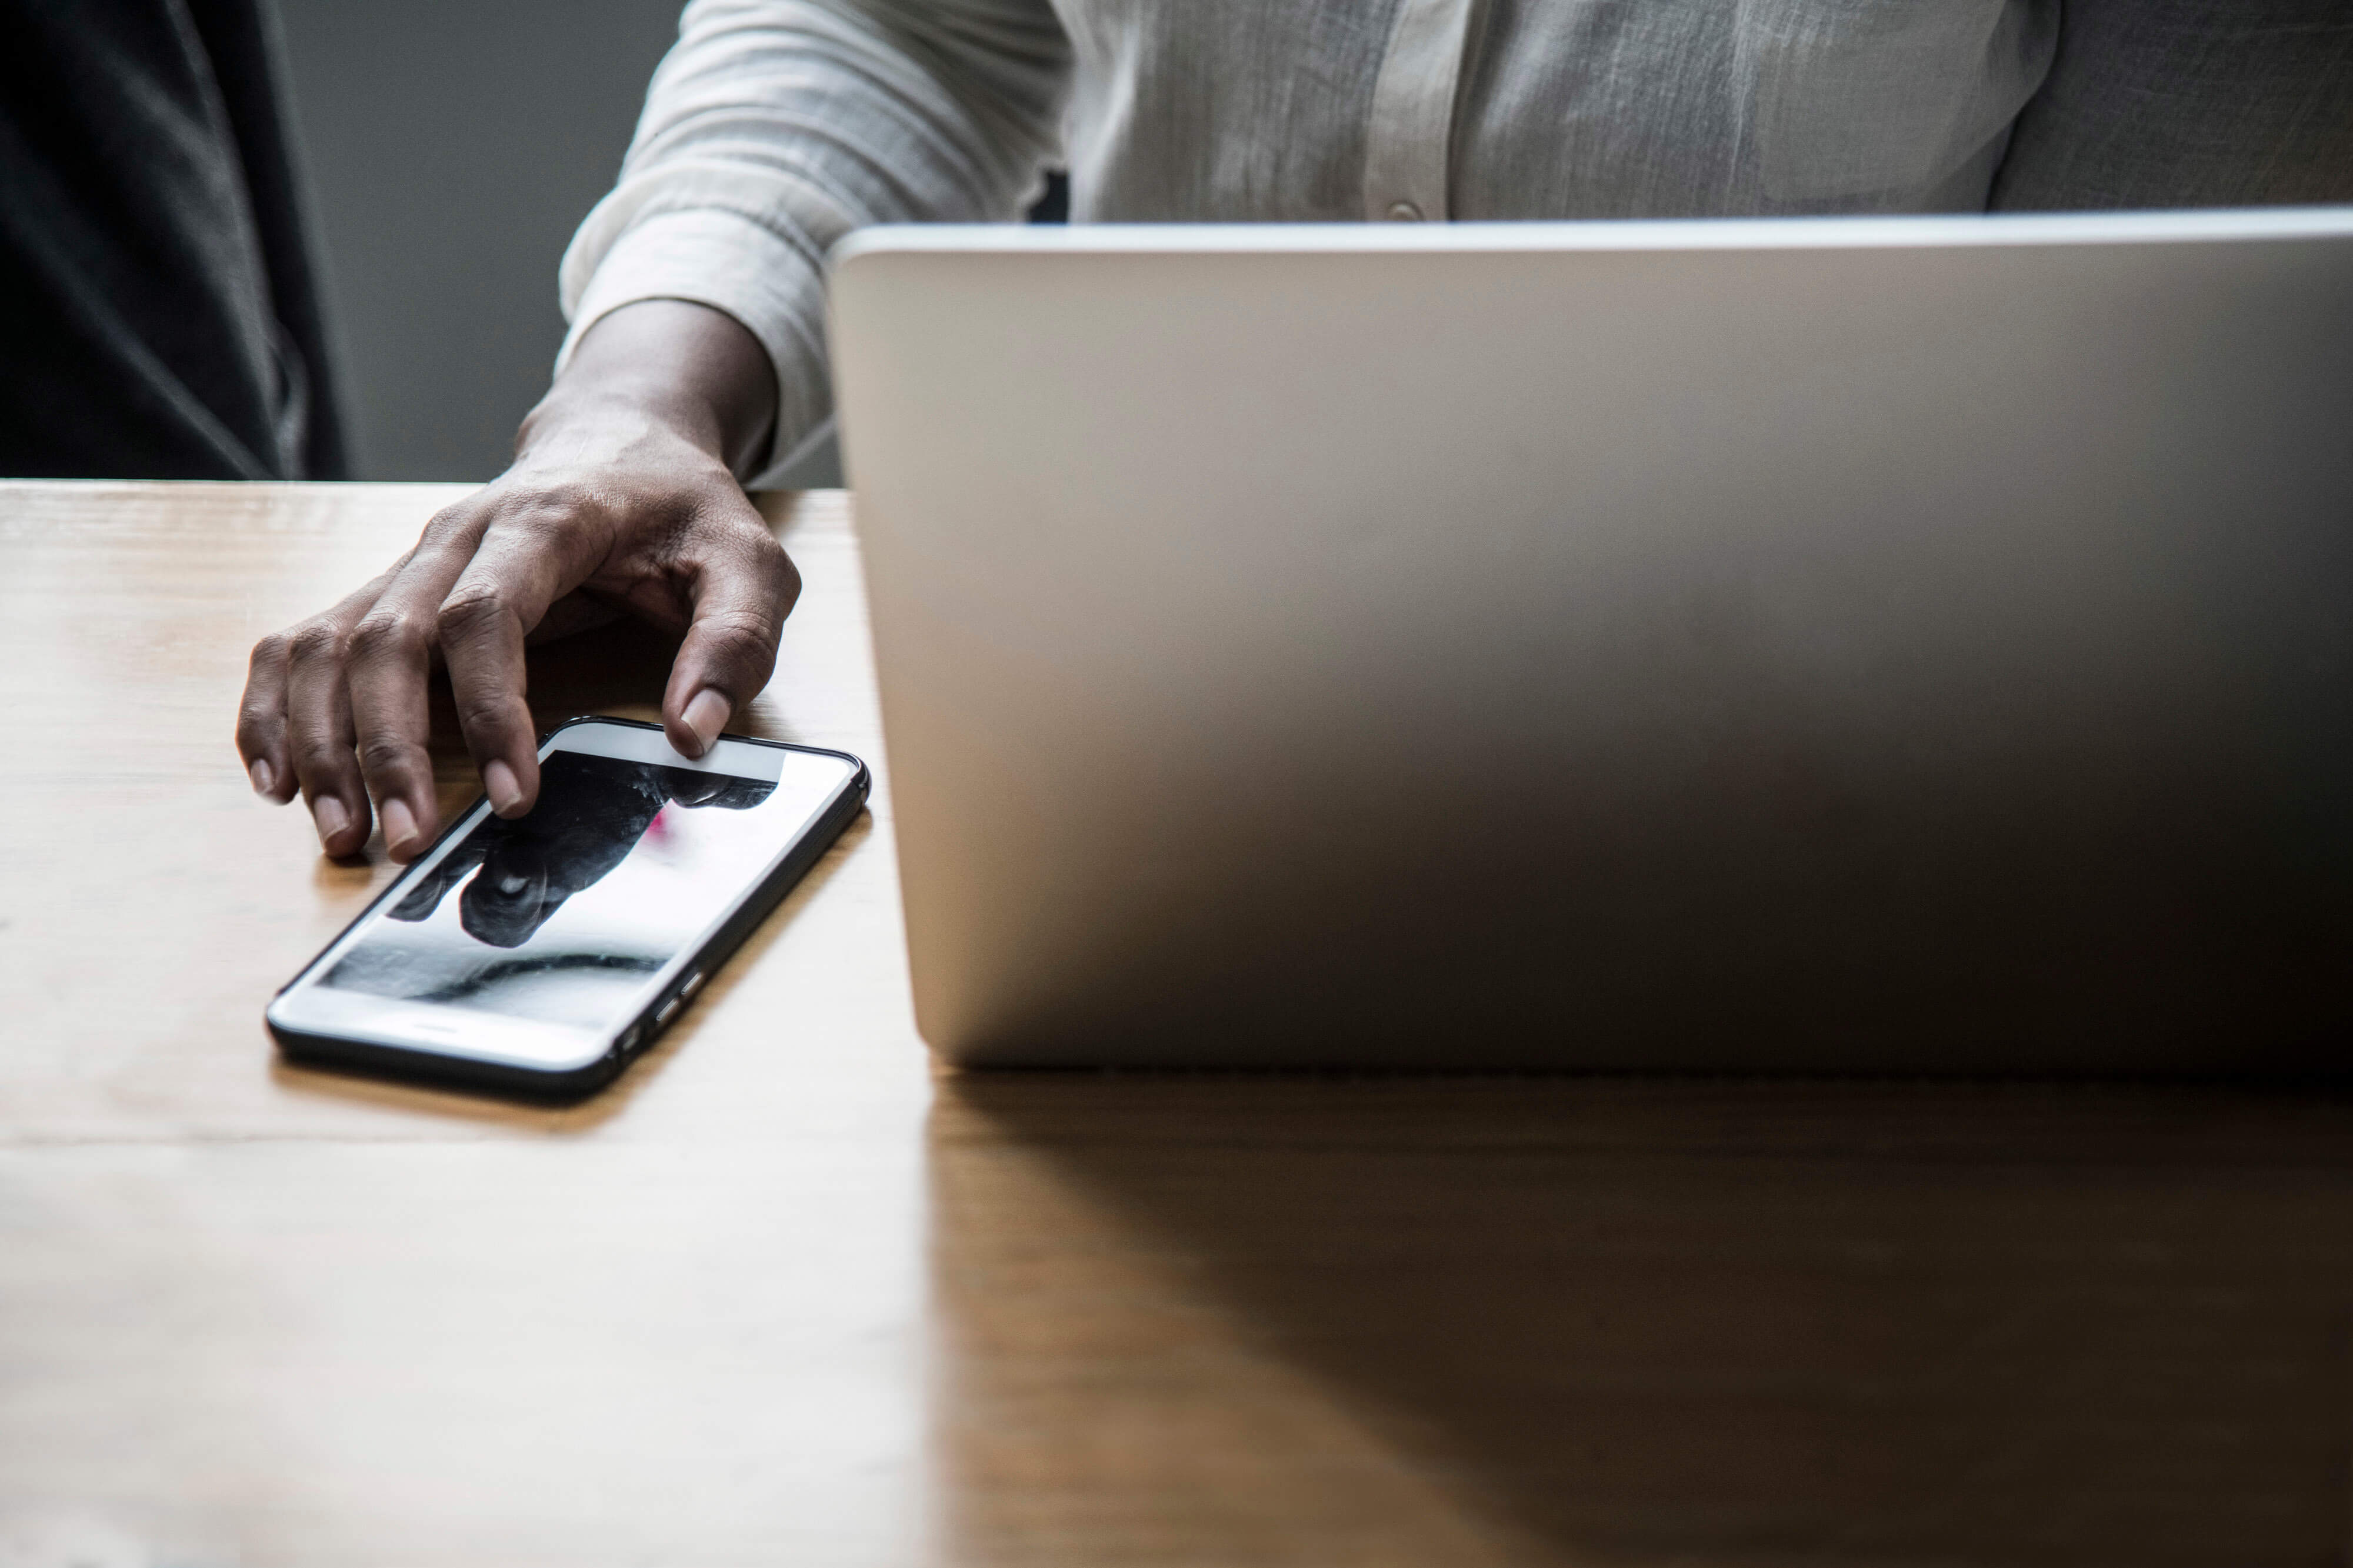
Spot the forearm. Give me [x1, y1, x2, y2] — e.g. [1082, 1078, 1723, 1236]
[555, 0, 1073, 476]
[521, 299, 778, 482]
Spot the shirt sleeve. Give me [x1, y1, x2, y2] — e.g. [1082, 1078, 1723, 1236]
[556, 0, 1072, 478]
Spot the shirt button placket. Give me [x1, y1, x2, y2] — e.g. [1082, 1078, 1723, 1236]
[1362, 0, 1482, 224]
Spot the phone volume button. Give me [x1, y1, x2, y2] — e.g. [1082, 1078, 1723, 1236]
[679, 970, 704, 1000]
[654, 997, 682, 1027]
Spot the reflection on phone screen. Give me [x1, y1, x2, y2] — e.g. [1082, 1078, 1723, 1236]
[319, 752, 779, 1029]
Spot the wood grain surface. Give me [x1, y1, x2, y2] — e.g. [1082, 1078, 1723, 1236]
[4, 481, 2352, 1568]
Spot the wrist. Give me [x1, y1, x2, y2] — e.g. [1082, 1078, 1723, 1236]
[528, 299, 778, 479]
[516, 381, 728, 471]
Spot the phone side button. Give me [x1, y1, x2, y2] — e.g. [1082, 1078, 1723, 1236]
[679, 970, 705, 1000]
[654, 997, 682, 1027]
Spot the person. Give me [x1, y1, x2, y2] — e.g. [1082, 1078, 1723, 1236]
[1, 0, 348, 481]
[236, 0, 2353, 860]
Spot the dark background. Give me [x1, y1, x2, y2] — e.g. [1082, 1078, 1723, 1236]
[276, 0, 689, 483]
[274, 1, 1054, 487]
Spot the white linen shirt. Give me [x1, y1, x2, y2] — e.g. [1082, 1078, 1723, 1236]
[555, 0, 2070, 477]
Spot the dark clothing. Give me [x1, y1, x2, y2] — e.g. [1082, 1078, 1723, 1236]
[0, 0, 348, 479]
[1994, 0, 2353, 209]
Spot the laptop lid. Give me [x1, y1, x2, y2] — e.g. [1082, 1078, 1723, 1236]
[831, 212, 2353, 1072]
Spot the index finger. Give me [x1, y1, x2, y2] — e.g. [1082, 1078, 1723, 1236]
[343, 513, 491, 858]
[437, 501, 614, 816]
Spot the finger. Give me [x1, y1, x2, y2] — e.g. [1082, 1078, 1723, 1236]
[661, 512, 799, 758]
[236, 629, 298, 803]
[282, 595, 380, 857]
[238, 561, 403, 807]
[439, 501, 614, 815]
[346, 506, 495, 858]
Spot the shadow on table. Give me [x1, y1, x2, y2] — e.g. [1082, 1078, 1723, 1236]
[928, 1072, 2353, 1566]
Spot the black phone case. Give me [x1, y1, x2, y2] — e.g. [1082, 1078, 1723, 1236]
[266, 716, 871, 1103]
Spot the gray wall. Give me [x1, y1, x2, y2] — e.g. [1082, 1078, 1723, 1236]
[276, 0, 684, 482]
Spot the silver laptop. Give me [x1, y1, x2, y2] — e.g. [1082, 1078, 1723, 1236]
[829, 212, 2353, 1073]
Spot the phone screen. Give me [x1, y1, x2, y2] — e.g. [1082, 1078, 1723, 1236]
[285, 736, 856, 1053]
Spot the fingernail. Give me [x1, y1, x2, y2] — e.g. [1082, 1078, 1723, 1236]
[484, 758, 524, 816]
[314, 795, 351, 850]
[249, 759, 275, 798]
[682, 688, 730, 756]
[382, 797, 419, 858]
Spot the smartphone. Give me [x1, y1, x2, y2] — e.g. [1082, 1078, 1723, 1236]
[267, 716, 869, 1100]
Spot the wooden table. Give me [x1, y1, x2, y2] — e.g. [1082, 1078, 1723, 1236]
[6, 481, 2353, 1567]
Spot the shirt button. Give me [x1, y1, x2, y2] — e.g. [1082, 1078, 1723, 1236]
[1385, 200, 1424, 222]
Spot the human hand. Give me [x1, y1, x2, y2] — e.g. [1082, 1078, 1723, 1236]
[235, 301, 791, 860]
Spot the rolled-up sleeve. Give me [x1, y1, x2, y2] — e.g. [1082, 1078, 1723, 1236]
[558, 0, 1072, 475]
